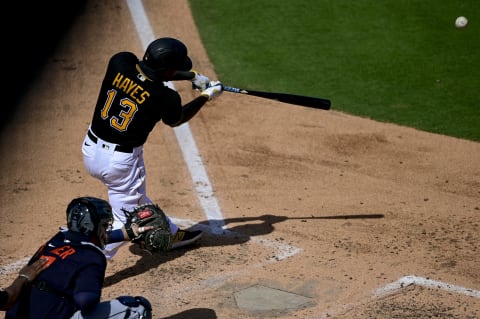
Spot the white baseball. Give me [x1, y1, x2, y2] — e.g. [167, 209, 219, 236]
[455, 16, 468, 28]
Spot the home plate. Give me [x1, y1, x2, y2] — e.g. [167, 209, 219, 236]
[234, 285, 313, 311]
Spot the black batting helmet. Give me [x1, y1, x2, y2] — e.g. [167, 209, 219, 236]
[140, 37, 192, 76]
[66, 197, 113, 249]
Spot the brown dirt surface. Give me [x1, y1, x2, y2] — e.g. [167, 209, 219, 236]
[1, 1, 479, 318]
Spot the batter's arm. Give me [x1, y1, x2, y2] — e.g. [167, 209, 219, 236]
[167, 95, 209, 127]
[172, 70, 210, 91]
[171, 70, 195, 81]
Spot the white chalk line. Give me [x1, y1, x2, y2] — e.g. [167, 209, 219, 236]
[312, 275, 480, 319]
[0, 258, 30, 276]
[172, 218, 303, 263]
[374, 275, 480, 298]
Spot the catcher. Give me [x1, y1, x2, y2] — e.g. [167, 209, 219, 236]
[5, 197, 153, 318]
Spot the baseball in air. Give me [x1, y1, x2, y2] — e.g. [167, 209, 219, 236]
[455, 16, 468, 28]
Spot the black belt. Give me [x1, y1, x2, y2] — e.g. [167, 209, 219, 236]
[87, 130, 133, 153]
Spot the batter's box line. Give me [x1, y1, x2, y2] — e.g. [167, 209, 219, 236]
[312, 275, 480, 319]
[374, 275, 480, 298]
[0, 257, 30, 275]
[171, 217, 302, 261]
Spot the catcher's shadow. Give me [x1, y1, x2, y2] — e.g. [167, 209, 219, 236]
[104, 213, 383, 286]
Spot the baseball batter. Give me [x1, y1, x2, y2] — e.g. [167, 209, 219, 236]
[82, 37, 223, 258]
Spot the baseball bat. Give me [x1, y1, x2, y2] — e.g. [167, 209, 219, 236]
[223, 86, 331, 110]
[173, 71, 331, 110]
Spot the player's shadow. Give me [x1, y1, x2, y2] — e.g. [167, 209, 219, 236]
[160, 308, 216, 319]
[103, 213, 384, 286]
[199, 213, 385, 243]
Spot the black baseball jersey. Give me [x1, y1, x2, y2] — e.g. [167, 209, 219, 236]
[90, 52, 184, 147]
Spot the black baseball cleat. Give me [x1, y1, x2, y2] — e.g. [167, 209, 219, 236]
[170, 229, 203, 250]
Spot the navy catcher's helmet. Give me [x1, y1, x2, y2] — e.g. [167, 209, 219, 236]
[66, 197, 113, 249]
[139, 37, 192, 79]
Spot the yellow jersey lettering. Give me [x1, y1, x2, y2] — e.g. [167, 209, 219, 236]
[112, 73, 123, 87]
[118, 77, 130, 92]
[138, 91, 150, 104]
[130, 86, 142, 102]
[111, 73, 149, 104]
[125, 80, 138, 94]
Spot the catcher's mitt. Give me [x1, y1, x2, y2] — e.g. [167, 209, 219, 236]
[123, 204, 172, 253]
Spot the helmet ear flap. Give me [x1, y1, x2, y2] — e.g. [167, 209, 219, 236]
[66, 198, 96, 235]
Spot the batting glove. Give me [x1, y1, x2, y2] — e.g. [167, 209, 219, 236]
[201, 81, 223, 100]
[191, 70, 210, 90]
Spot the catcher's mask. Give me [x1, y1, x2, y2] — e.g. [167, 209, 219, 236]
[139, 37, 192, 81]
[66, 197, 113, 249]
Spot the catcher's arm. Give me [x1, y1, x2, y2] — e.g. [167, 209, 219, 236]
[107, 225, 153, 243]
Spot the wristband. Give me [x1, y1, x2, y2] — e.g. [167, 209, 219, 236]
[18, 274, 31, 282]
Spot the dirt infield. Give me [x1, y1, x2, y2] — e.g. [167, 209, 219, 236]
[1, 1, 479, 318]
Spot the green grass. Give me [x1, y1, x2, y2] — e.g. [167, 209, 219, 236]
[189, 0, 480, 141]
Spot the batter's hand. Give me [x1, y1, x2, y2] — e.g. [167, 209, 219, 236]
[201, 81, 223, 100]
[191, 70, 210, 90]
